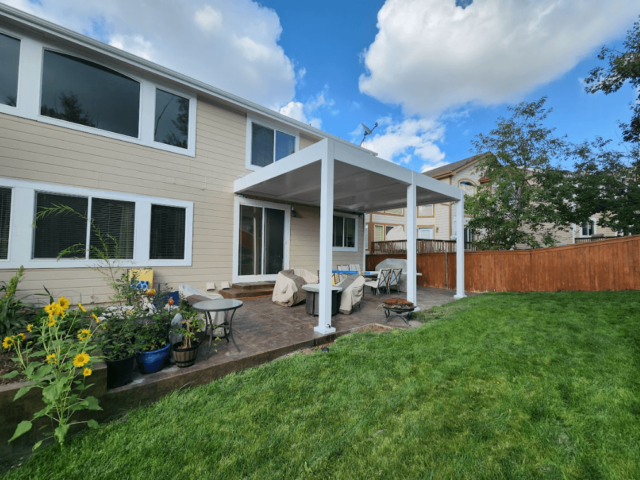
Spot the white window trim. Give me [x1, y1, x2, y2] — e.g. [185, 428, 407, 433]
[0, 178, 193, 269]
[333, 212, 359, 252]
[579, 217, 597, 237]
[232, 196, 291, 283]
[0, 25, 197, 157]
[245, 114, 300, 171]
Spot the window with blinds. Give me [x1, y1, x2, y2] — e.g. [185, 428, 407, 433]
[0, 188, 11, 259]
[33, 193, 88, 259]
[90, 198, 135, 259]
[150, 205, 186, 259]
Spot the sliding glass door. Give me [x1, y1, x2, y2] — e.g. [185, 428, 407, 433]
[238, 202, 287, 279]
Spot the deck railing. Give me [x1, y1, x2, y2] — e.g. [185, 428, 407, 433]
[574, 236, 618, 244]
[370, 239, 476, 254]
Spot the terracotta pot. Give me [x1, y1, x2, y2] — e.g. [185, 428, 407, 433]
[172, 341, 200, 368]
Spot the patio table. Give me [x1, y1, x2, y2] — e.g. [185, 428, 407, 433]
[302, 284, 343, 316]
[193, 299, 242, 356]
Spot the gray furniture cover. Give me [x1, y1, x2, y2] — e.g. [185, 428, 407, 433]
[375, 259, 408, 293]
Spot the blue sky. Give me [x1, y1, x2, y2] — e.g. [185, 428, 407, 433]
[6, 0, 639, 171]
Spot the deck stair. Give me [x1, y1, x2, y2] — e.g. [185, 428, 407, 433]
[218, 282, 275, 299]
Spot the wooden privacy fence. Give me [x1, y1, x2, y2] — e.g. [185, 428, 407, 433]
[366, 235, 640, 292]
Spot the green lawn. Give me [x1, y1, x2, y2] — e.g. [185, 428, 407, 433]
[4, 291, 640, 479]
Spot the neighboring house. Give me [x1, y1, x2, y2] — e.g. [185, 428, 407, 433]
[365, 153, 619, 251]
[0, 5, 466, 330]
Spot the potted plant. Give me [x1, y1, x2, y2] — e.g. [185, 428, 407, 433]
[97, 307, 137, 389]
[171, 300, 204, 368]
[134, 309, 171, 374]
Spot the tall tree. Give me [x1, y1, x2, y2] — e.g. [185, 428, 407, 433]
[584, 16, 640, 143]
[465, 97, 572, 250]
[571, 138, 640, 236]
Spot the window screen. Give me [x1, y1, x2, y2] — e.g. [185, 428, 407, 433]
[150, 205, 186, 259]
[0, 188, 11, 259]
[154, 89, 189, 148]
[0, 33, 20, 107]
[90, 198, 135, 259]
[275, 131, 295, 161]
[251, 123, 275, 167]
[41, 50, 140, 137]
[333, 216, 344, 247]
[34, 193, 88, 259]
[345, 217, 356, 248]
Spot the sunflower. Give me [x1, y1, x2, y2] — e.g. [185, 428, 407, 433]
[82, 367, 92, 377]
[46, 353, 57, 364]
[91, 313, 100, 323]
[47, 316, 57, 327]
[17, 333, 25, 341]
[73, 352, 90, 368]
[77, 329, 91, 341]
[44, 303, 56, 315]
[57, 296, 70, 310]
[2, 336, 13, 350]
[78, 303, 87, 313]
[26, 324, 33, 333]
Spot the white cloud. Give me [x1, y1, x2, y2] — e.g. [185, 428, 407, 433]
[360, 0, 638, 116]
[421, 161, 449, 173]
[279, 87, 335, 129]
[3, 0, 297, 109]
[361, 117, 445, 166]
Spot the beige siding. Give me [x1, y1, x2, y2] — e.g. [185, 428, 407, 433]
[299, 135, 319, 150]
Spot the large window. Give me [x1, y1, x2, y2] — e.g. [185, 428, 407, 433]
[0, 187, 11, 259]
[154, 89, 189, 149]
[333, 215, 356, 250]
[0, 33, 20, 107]
[418, 204, 434, 217]
[90, 198, 135, 259]
[150, 205, 186, 260]
[40, 50, 140, 137]
[33, 193, 88, 259]
[250, 121, 296, 167]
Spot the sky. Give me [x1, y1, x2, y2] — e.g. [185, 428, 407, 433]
[3, 0, 639, 172]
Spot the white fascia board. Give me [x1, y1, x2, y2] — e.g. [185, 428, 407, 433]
[0, 4, 376, 158]
[234, 139, 327, 193]
[413, 171, 463, 202]
[334, 141, 413, 185]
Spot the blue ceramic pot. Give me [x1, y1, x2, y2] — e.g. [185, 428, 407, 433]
[136, 343, 170, 374]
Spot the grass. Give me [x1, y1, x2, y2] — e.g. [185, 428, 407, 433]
[4, 291, 640, 479]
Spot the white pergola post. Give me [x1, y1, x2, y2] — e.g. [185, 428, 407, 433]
[406, 178, 417, 306]
[315, 140, 336, 335]
[454, 197, 466, 299]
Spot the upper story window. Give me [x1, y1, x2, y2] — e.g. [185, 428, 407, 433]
[0, 33, 20, 107]
[155, 89, 189, 149]
[383, 208, 403, 215]
[459, 180, 476, 196]
[418, 204, 434, 217]
[40, 50, 141, 137]
[581, 220, 595, 237]
[248, 117, 297, 169]
[333, 214, 357, 251]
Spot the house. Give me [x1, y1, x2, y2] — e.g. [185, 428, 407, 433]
[0, 4, 466, 333]
[365, 153, 619, 251]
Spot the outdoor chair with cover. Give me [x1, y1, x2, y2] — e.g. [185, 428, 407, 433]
[272, 269, 319, 307]
[375, 258, 408, 293]
[365, 268, 392, 296]
[336, 275, 365, 314]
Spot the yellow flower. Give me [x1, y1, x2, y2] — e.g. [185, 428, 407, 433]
[27, 324, 33, 333]
[83, 367, 92, 377]
[17, 333, 25, 341]
[73, 352, 90, 368]
[77, 329, 91, 341]
[47, 316, 57, 327]
[2, 336, 14, 350]
[46, 353, 57, 364]
[91, 314, 100, 324]
[78, 303, 86, 313]
[57, 296, 70, 310]
[44, 303, 56, 315]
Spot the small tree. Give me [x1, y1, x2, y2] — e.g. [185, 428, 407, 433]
[571, 137, 640, 235]
[465, 97, 573, 250]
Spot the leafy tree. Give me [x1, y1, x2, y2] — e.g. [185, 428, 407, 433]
[584, 16, 640, 143]
[465, 97, 573, 250]
[571, 138, 640, 235]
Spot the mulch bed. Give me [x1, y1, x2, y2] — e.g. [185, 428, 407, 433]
[0, 351, 25, 386]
